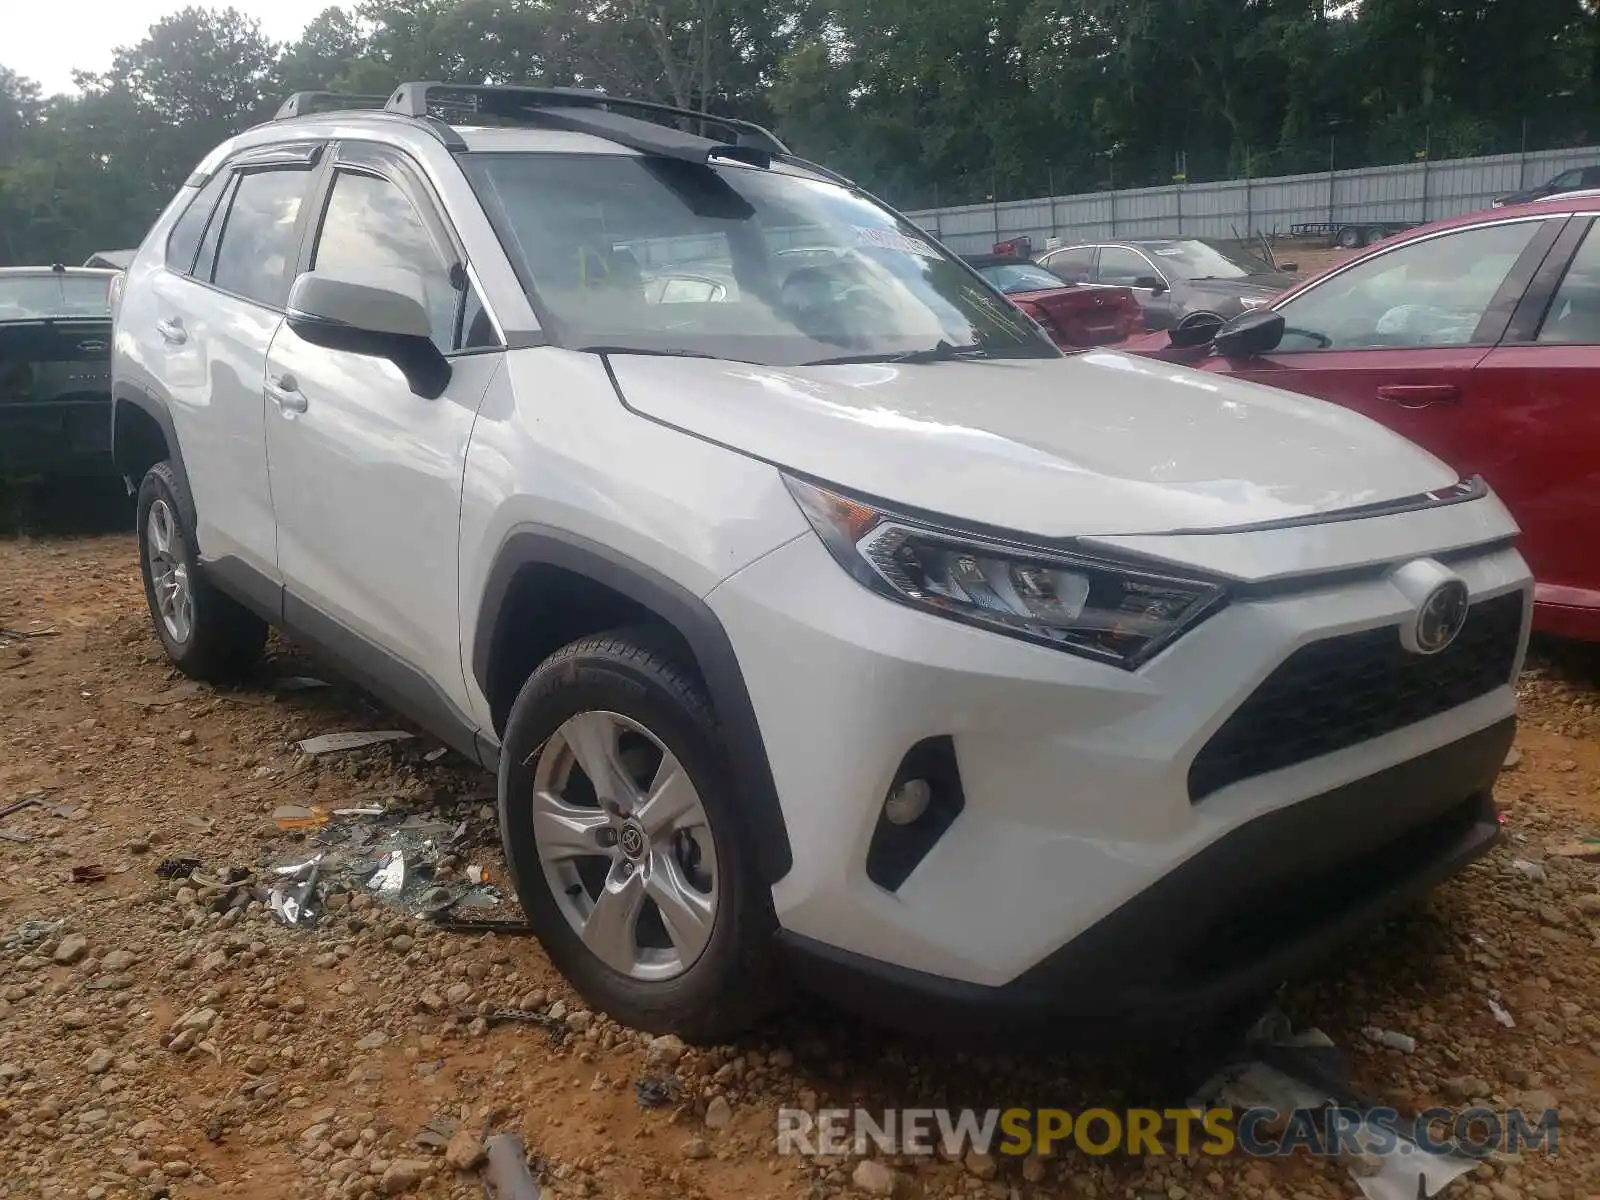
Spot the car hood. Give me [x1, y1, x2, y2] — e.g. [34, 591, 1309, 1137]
[607, 350, 1459, 538]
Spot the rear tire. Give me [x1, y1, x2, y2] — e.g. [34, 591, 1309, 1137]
[136, 461, 266, 682]
[1336, 225, 1362, 249]
[498, 628, 782, 1042]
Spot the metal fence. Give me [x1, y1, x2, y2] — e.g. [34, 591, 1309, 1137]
[903, 145, 1600, 254]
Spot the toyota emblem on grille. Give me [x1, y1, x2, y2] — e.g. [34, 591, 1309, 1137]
[1412, 580, 1469, 654]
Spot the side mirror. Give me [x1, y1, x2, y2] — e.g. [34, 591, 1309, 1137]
[1212, 309, 1286, 358]
[1167, 312, 1225, 348]
[286, 268, 451, 399]
[1134, 275, 1168, 296]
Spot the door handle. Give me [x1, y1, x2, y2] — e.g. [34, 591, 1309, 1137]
[267, 373, 308, 413]
[156, 317, 187, 346]
[1376, 383, 1460, 408]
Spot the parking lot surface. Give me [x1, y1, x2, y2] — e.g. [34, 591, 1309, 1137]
[2, 530, 1598, 1200]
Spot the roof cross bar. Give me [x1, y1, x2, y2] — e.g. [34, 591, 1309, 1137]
[274, 91, 390, 120]
[384, 82, 789, 161]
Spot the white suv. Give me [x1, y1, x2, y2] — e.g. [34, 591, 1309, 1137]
[111, 84, 1531, 1044]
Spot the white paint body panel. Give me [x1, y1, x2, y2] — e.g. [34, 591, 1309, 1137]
[609, 347, 1462, 539]
[114, 112, 1535, 996]
[707, 528, 1528, 982]
[116, 250, 282, 576]
[263, 325, 502, 717]
[454, 347, 812, 732]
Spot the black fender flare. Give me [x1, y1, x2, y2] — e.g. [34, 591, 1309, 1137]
[111, 379, 190, 496]
[473, 526, 793, 885]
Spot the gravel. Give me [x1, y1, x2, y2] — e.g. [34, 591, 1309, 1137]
[2, 533, 1598, 1200]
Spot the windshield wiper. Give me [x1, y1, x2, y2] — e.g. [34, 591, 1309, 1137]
[579, 345, 723, 359]
[805, 340, 992, 366]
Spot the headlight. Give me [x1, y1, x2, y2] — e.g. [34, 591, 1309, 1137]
[784, 476, 1226, 669]
[1238, 296, 1268, 310]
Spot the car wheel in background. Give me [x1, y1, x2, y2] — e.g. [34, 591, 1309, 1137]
[135, 461, 267, 681]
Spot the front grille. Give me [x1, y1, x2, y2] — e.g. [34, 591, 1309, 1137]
[1188, 590, 1523, 802]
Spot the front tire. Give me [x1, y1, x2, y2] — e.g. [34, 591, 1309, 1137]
[498, 629, 781, 1041]
[136, 461, 266, 682]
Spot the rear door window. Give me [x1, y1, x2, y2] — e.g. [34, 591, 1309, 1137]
[1043, 247, 1094, 282]
[165, 172, 232, 275]
[209, 168, 311, 308]
[1537, 223, 1600, 343]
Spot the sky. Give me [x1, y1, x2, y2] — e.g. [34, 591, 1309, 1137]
[7, 0, 346, 96]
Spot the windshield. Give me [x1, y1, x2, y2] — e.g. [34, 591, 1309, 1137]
[0, 274, 112, 321]
[976, 262, 1069, 294]
[463, 153, 1055, 365]
[1140, 240, 1272, 281]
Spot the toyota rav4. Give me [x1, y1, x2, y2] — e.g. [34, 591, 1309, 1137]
[110, 84, 1531, 1044]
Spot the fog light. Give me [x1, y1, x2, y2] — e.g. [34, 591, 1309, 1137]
[883, 778, 932, 826]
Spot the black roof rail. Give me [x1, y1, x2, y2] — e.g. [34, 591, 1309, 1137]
[384, 82, 789, 166]
[274, 91, 390, 120]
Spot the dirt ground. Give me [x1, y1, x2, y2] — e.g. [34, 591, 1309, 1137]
[2, 513, 1599, 1200]
[1275, 245, 1357, 276]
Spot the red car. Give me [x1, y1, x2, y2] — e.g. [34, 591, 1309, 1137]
[964, 254, 1144, 349]
[1124, 195, 1600, 641]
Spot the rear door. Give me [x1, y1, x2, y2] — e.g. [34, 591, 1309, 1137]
[1039, 244, 1096, 284]
[141, 145, 323, 582]
[1471, 216, 1600, 629]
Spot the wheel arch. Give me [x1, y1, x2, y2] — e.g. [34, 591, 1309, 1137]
[112, 383, 188, 496]
[473, 527, 793, 885]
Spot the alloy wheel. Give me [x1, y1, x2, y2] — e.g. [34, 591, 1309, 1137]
[530, 710, 719, 981]
[146, 498, 193, 644]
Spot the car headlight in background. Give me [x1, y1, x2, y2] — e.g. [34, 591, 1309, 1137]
[784, 476, 1226, 669]
[1238, 296, 1269, 310]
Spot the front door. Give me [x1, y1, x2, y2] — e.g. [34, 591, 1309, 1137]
[1096, 245, 1175, 329]
[1217, 217, 1561, 453]
[264, 142, 501, 719]
[1191, 214, 1594, 626]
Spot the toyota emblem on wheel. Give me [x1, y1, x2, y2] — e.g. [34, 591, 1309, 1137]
[1413, 579, 1470, 654]
[618, 822, 647, 860]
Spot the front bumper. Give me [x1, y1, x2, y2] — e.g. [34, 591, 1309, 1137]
[781, 718, 1506, 1042]
[705, 512, 1529, 1009]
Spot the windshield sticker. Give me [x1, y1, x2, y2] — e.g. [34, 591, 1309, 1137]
[1151, 248, 1186, 257]
[854, 226, 940, 258]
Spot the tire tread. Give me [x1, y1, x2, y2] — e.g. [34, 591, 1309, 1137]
[499, 627, 784, 1043]
[136, 461, 267, 682]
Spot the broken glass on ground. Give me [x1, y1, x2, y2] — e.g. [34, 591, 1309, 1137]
[269, 854, 323, 925]
[258, 788, 511, 926]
